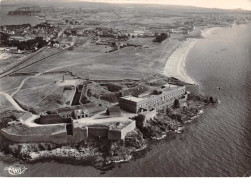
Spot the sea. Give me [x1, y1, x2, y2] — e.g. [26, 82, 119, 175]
[0, 19, 250, 176]
[0, 6, 41, 26]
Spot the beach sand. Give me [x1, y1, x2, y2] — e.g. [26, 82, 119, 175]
[163, 38, 198, 84]
[163, 27, 221, 84]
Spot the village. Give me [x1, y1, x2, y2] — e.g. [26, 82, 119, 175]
[1, 5, 250, 55]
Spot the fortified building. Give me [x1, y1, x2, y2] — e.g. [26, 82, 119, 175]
[119, 84, 187, 113]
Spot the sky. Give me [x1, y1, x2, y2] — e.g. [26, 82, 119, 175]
[1, 0, 251, 10]
[68, 0, 251, 10]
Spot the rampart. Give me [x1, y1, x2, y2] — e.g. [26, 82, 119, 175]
[88, 125, 109, 138]
[0, 125, 68, 145]
[67, 122, 88, 144]
[108, 120, 136, 140]
[39, 114, 71, 124]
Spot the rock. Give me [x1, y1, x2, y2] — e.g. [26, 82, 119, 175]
[209, 96, 218, 104]
[125, 131, 145, 149]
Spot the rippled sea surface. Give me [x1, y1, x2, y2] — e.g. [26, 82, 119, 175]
[0, 23, 250, 177]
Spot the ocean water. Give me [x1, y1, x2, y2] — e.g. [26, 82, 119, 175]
[0, 6, 40, 26]
[0, 23, 250, 177]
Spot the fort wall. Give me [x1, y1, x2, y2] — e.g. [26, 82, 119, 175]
[119, 86, 186, 113]
[140, 109, 157, 121]
[136, 109, 157, 128]
[0, 127, 68, 145]
[39, 114, 71, 124]
[120, 120, 136, 140]
[67, 125, 88, 144]
[108, 120, 136, 140]
[118, 99, 137, 113]
[88, 126, 109, 137]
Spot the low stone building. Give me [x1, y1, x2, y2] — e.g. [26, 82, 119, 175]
[57, 106, 90, 119]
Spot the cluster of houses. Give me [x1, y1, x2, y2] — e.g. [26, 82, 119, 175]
[0, 22, 63, 52]
[8, 6, 41, 16]
[0, 22, 61, 40]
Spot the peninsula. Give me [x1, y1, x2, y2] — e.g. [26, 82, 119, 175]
[0, 1, 250, 170]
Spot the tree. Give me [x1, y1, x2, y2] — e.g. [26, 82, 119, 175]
[153, 33, 168, 43]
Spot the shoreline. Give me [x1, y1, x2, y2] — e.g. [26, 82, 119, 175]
[163, 27, 222, 85]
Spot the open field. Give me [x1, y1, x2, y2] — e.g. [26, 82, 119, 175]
[0, 94, 17, 112]
[0, 53, 24, 73]
[0, 75, 27, 92]
[13, 76, 77, 112]
[10, 36, 182, 81]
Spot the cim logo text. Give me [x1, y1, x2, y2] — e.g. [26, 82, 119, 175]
[4, 166, 27, 176]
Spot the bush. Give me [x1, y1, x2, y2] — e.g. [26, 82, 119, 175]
[153, 33, 168, 43]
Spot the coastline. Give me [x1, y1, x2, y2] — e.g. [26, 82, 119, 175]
[163, 27, 222, 85]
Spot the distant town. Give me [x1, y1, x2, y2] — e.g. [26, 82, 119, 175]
[1, 5, 250, 55]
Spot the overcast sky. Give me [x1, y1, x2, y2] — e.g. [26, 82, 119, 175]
[71, 0, 251, 10]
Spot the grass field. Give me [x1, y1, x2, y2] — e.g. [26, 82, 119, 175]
[0, 94, 17, 112]
[14, 80, 76, 112]
[0, 75, 27, 92]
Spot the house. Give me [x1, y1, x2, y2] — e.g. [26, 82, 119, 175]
[57, 106, 90, 119]
[73, 109, 89, 119]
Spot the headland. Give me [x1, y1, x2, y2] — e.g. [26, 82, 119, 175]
[0, 2, 250, 171]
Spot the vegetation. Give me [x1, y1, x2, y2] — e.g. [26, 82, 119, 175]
[0, 33, 48, 51]
[153, 33, 169, 43]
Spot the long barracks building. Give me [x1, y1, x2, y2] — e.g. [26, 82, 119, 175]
[119, 85, 187, 113]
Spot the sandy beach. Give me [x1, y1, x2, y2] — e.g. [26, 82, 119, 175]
[163, 27, 221, 84]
